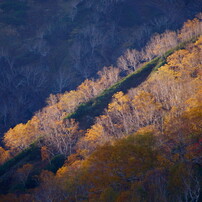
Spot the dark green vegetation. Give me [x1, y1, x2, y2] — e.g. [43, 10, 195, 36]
[0, 144, 40, 194]
[0, 144, 39, 177]
[0, 145, 65, 194]
[45, 154, 65, 173]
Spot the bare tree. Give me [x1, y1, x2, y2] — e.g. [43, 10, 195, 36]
[53, 68, 70, 93]
[182, 165, 201, 202]
[36, 105, 80, 156]
[144, 30, 178, 60]
[82, 25, 106, 54]
[117, 49, 142, 73]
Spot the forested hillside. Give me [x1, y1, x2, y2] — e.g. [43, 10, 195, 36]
[0, 14, 201, 201]
[0, 0, 202, 135]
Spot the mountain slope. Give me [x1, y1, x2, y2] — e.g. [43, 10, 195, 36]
[0, 15, 202, 201]
[0, 33, 201, 202]
[0, 0, 202, 136]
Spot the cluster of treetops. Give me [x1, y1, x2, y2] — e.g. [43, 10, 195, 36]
[0, 14, 201, 201]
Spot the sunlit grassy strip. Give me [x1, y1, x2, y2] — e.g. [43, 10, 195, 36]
[66, 37, 199, 128]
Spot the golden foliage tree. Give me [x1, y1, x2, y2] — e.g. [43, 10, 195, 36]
[4, 116, 39, 152]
